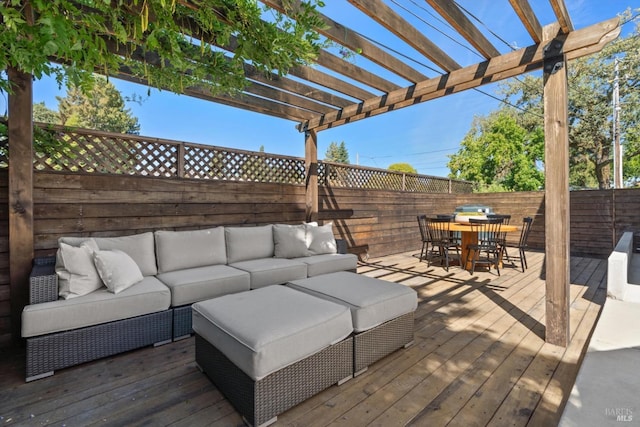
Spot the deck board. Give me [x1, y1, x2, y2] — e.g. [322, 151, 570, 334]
[0, 250, 606, 426]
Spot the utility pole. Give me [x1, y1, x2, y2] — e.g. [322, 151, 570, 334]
[613, 57, 622, 188]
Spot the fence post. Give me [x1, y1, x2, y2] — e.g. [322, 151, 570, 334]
[177, 143, 185, 178]
[449, 179, 452, 194]
[402, 173, 406, 191]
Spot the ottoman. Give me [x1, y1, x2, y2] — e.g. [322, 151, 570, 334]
[192, 285, 354, 427]
[287, 271, 418, 375]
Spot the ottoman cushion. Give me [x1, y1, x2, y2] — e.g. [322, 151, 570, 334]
[287, 271, 418, 332]
[192, 285, 353, 380]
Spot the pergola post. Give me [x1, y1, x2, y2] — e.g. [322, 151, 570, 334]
[305, 129, 319, 222]
[543, 28, 570, 347]
[7, 67, 34, 343]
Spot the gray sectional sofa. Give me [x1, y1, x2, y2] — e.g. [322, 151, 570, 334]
[22, 223, 357, 381]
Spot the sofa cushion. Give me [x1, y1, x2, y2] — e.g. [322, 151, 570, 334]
[294, 253, 358, 277]
[306, 222, 337, 255]
[192, 285, 353, 380]
[56, 240, 103, 299]
[225, 225, 274, 263]
[156, 264, 250, 306]
[21, 276, 171, 337]
[155, 227, 227, 273]
[229, 258, 307, 289]
[287, 272, 418, 332]
[273, 224, 309, 258]
[93, 249, 144, 294]
[60, 232, 157, 276]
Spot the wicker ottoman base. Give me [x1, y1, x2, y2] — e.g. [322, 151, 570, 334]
[354, 311, 415, 375]
[196, 334, 353, 427]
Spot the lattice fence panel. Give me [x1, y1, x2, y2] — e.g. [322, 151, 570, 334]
[405, 175, 451, 193]
[1, 122, 474, 192]
[32, 130, 179, 177]
[184, 145, 305, 184]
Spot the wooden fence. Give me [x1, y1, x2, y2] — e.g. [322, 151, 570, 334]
[2, 171, 640, 347]
[2, 125, 639, 347]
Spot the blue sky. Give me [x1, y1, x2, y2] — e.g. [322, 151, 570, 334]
[21, 1, 638, 177]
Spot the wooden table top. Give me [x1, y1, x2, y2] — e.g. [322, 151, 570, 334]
[441, 222, 519, 233]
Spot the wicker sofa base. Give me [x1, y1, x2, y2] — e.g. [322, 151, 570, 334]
[26, 309, 173, 382]
[354, 311, 415, 375]
[172, 305, 193, 340]
[195, 333, 353, 427]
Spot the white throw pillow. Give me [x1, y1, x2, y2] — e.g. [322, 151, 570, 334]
[93, 249, 144, 294]
[273, 224, 310, 258]
[306, 222, 337, 255]
[56, 239, 103, 299]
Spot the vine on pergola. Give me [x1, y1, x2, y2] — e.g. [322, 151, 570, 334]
[0, 0, 326, 95]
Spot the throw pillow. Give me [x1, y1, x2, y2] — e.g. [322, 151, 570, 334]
[306, 222, 337, 255]
[56, 239, 103, 299]
[93, 249, 144, 294]
[273, 224, 310, 258]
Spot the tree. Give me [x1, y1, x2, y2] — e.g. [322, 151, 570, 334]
[388, 162, 417, 174]
[325, 141, 350, 164]
[57, 76, 140, 134]
[448, 110, 544, 192]
[500, 15, 640, 189]
[33, 102, 59, 124]
[1, 2, 324, 97]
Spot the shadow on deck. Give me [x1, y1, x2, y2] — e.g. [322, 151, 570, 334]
[0, 250, 607, 426]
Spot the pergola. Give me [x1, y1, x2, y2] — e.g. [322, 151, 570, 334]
[6, 0, 621, 347]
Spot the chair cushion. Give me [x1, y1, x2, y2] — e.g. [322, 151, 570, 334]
[155, 227, 227, 273]
[22, 276, 171, 337]
[59, 232, 157, 276]
[306, 222, 337, 255]
[93, 249, 144, 294]
[56, 240, 103, 299]
[273, 224, 310, 258]
[192, 285, 353, 380]
[156, 264, 250, 306]
[293, 253, 358, 277]
[229, 258, 307, 289]
[225, 225, 274, 263]
[287, 271, 418, 332]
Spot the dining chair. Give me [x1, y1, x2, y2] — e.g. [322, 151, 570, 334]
[424, 217, 461, 271]
[487, 213, 511, 259]
[436, 214, 461, 245]
[467, 217, 504, 276]
[505, 217, 534, 272]
[416, 215, 432, 262]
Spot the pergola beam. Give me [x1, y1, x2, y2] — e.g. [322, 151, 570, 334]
[300, 17, 620, 132]
[348, 0, 461, 72]
[550, 0, 574, 33]
[425, 0, 501, 58]
[509, 0, 543, 43]
[260, 0, 427, 84]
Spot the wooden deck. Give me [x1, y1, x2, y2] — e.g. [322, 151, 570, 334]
[0, 250, 607, 426]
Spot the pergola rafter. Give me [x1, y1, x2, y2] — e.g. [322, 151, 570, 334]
[6, 0, 623, 347]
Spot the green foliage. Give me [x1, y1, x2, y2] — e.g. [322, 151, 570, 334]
[324, 141, 349, 164]
[448, 110, 544, 192]
[33, 102, 59, 124]
[0, 0, 325, 96]
[388, 162, 417, 174]
[499, 14, 640, 189]
[57, 76, 140, 134]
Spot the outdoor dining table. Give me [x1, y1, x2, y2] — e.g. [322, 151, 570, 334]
[436, 221, 519, 270]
